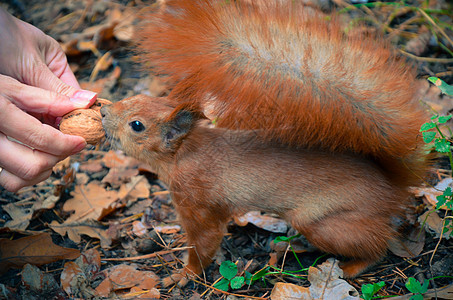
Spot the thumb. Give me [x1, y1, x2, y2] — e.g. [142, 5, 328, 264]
[33, 62, 81, 96]
[32, 63, 97, 109]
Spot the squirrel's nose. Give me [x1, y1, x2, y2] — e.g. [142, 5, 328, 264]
[100, 105, 109, 118]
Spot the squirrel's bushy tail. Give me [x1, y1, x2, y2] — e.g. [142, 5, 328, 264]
[135, 0, 428, 187]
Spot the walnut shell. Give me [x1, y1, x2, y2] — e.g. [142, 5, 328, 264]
[60, 108, 104, 145]
[90, 98, 113, 112]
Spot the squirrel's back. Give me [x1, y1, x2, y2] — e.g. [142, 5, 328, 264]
[135, 0, 428, 186]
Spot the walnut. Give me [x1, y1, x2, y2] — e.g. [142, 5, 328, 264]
[59, 98, 112, 145]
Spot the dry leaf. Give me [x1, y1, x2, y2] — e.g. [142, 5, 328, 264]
[80, 65, 121, 94]
[416, 178, 452, 209]
[308, 258, 359, 299]
[76, 173, 90, 185]
[118, 175, 151, 202]
[78, 40, 99, 54]
[271, 282, 310, 300]
[79, 159, 104, 173]
[61, 262, 86, 296]
[235, 211, 288, 233]
[61, 249, 102, 297]
[113, 9, 136, 42]
[95, 264, 160, 298]
[53, 157, 71, 173]
[153, 224, 181, 234]
[270, 259, 359, 299]
[420, 210, 453, 239]
[102, 151, 141, 188]
[90, 51, 113, 82]
[132, 221, 148, 237]
[4, 189, 62, 230]
[268, 252, 279, 266]
[0, 233, 80, 273]
[63, 182, 119, 222]
[102, 150, 139, 169]
[49, 219, 112, 249]
[3, 202, 33, 230]
[389, 225, 425, 258]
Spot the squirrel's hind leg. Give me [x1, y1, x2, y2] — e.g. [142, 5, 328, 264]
[291, 211, 396, 277]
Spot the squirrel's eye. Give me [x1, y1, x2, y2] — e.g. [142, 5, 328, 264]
[129, 120, 145, 132]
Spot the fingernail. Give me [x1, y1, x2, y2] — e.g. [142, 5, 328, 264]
[70, 90, 97, 108]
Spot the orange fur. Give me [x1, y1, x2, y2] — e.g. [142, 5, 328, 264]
[102, 0, 429, 284]
[135, 0, 428, 187]
[102, 95, 419, 281]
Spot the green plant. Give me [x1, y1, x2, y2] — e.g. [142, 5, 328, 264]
[421, 77, 453, 235]
[428, 77, 453, 96]
[213, 260, 253, 291]
[405, 277, 429, 300]
[214, 234, 325, 291]
[361, 281, 385, 300]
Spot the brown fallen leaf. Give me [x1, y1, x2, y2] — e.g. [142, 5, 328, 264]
[308, 259, 359, 299]
[415, 177, 453, 209]
[61, 248, 102, 297]
[95, 264, 160, 298]
[49, 219, 112, 249]
[79, 159, 104, 173]
[63, 182, 119, 222]
[3, 202, 33, 230]
[102, 150, 142, 188]
[112, 7, 136, 42]
[389, 224, 425, 258]
[0, 232, 80, 274]
[235, 211, 288, 233]
[270, 259, 359, 300]
[90, 51, 114, 82]
[118, 175, 151, 203]
[420, 210, 453, 239]
[80, 65, 121, 94]
[271, 282, 310, 300]
[132, 221, 148, 237]
[153, 224, 181, 234]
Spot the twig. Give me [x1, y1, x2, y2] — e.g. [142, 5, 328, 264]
[417, 8, 453, 48]
[101, 246, 192, 261]
[399, 50, 453, 63]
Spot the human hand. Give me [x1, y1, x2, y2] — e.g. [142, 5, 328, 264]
[0, 8, 97, 192]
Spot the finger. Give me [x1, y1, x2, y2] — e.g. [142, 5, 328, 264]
[0, 74, 95, 117]
[0, 133, 58, 192]
[33, 59, 82, 96]
[42, 39, 81, 90]
[57, 63, 81, 89]
[0, 98, 86, 156]
[0, 167, 52, 193]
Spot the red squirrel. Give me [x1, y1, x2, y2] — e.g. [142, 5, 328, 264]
[101, 0, 428, 284]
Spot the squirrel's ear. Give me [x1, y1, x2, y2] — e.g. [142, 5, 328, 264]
[161, 103, 206, 147]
